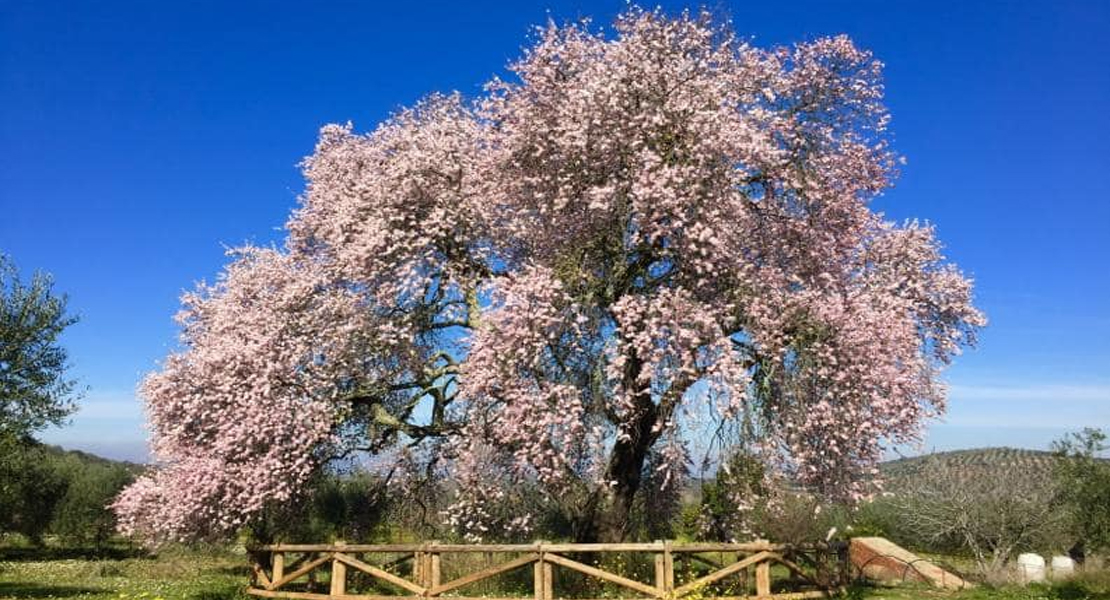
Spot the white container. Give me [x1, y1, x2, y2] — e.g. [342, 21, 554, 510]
[1051, 555, 1076, 579]
[1017, 553, 1046, 583]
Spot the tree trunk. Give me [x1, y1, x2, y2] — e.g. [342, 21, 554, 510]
[577, 352, 661, 543]
[598, 403, 658, 541]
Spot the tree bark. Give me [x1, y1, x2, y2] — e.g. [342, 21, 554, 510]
[577, 352, 661, 543]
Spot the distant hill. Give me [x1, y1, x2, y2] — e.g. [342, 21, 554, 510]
[33, 441, 146, 475]
[29, 444, 1095, 496]
[878, 447, 1063, 490]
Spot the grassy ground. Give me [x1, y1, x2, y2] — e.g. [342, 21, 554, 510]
[2, 542, 1108, 600]
[0, 544, 248, 600]
[843, 576, 1110, 600]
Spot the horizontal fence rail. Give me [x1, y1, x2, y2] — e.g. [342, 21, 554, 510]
[246, 541, 847, 600]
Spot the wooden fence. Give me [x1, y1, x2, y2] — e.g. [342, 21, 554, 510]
[246, 541, 846, 600]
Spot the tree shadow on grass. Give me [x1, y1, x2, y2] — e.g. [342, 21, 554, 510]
[0, 544, 150, 562]
[1032, 580, 1105, 600]
[0, 582, 108, 598]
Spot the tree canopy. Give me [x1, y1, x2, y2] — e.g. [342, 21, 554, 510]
[0, 254, 79, 440]
[114, 7, 985, 543]
[1053, 428, 1110, 553]
[0, 255, 83, 543]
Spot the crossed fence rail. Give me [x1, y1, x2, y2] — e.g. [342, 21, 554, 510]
[246, 541, 848, 600]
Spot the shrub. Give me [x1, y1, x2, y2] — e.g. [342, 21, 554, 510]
[1052, 428, 1110, 555]
[51, 459, 135, 546]
[882, 452, 1070, 573]
[0, 437, 68, 543]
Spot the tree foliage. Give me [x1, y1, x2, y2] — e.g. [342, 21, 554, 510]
[0, 254, 79, 440]
[0, 255, 84, 543]
[0, 441, 136, 545]
[882, 453, 1068, 574]
[0, 437, 68, 543]
[49, 454, 136, 546]
[248, 470, 392, 544]
[688, 451, 771, 541]
[114, 7, 984, 543]
[1053, 428, 1110, 553]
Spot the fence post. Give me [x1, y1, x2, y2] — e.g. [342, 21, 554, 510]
[429, 540, 441, 594]
[663, 540, 675, 597]
[654, 540, 665, 595]
[755, 539, 770, 598]
[272, 551, 284, 589]
[543, 540, 554, 600]
[331, 541, 347, 597]
[533, 541, 545, 600]
[755, 561, 770, 598]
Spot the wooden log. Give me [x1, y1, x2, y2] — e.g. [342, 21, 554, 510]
[334, 552, 427, 595]
[543, 561, 553, 600]
[427, 544, 538, 552]
[543, 553, 662, 598]
[673, 552, 771, 597]
[430, 549, 441, 590]
[671, 543, 781, 553]
[766, 553, 821, 588]
[663, 541, 675, 595]
[654, 542, 665, 594]
[423, 544, 434, 589]
[268, 554, 333, 591]
[251, 561, 272, 589]
[541, 543, 662, 553]
[281, 552, 311, 576]
[260, 544, 424, 553]
[248, 594, 823, 600]
[331, 542, 347, 597]
[755, 561, 770, 598]
[273, 552, 285, 585]
[247, 588, 827, 600]
[245, 540, 837, 600]
[534, 554, 545, 600]
[247, 590, 421, 600]
[430, 553, 538, 596]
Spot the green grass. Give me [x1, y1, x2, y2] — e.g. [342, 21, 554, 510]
[0, 544, 248, 600]
[839, 568, 1110, 600]
[842, 576, 1110, 600]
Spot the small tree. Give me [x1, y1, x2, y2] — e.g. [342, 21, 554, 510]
[0, 255, 80, 542]
[1053, 428, 1110, 555]
[886, 454, 1067, 575]
[0, 438, 69, 543]
[0, 254, 79, 439]
[50, 458, 135, 547]
[691, 451, 771, 541]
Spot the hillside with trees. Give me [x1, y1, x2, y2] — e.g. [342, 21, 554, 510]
[880, 447, 1064, 487]
[0, 442, 141, 548]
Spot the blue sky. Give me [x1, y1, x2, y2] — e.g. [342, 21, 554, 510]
[2, 1, 1108, 462]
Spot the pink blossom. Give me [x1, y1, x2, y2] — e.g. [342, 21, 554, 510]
[115, 6, 984, 542]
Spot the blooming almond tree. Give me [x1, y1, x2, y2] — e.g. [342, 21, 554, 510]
[114, 7, 985, 543]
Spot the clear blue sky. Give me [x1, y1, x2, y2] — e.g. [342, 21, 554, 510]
[2, 1, 1108, 462]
